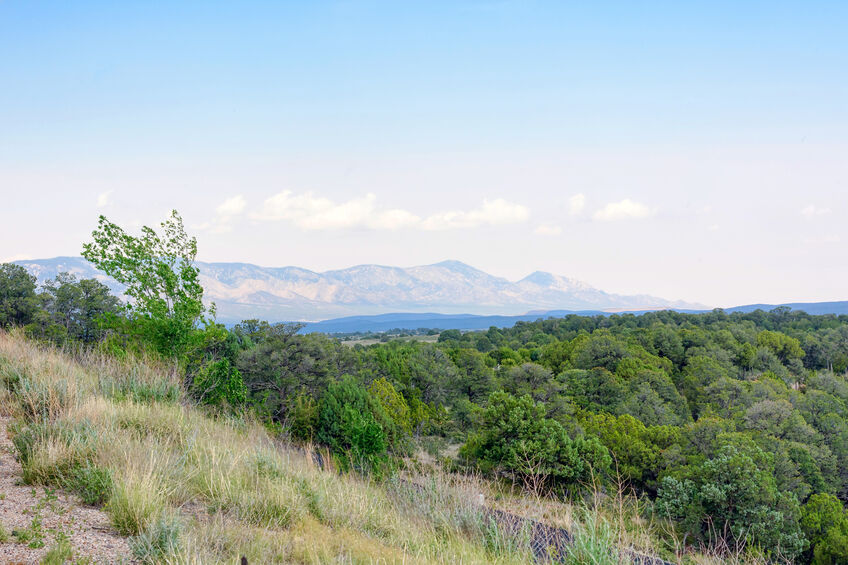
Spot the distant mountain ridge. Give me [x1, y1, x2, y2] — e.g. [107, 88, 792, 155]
[303, 302, 848, 334]
[16, 256, 706, 323]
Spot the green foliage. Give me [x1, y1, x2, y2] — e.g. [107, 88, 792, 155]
[27, 273, 121, 344]
[368, 377, 412, 435]
[757, 329, 805, 363]
[580, 412, 678, 494]
[82, 210, 208, 356]
[15, 513, 46, 548]
[192, 358, 246, 408]
[657, 444, 806, 559]
[68, 463, 114, 506]
[463, 391, 610, 494]
[238, 324, 355, 421]
[316, 377, 395, 468]
[0, 263, 39, 327]
[185, 322, 247, 408]
[40, 531, 74, 565]
[288, 391, 318, 441]
[801, 493, 848, 565]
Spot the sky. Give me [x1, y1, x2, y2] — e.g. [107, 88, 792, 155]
[1, 1, 846, 307]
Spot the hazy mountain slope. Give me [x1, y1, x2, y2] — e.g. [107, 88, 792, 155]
[16, 257, 705, 322]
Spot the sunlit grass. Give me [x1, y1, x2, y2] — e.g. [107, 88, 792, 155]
[0, 329, 775, 564]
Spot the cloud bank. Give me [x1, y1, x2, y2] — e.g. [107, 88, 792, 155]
[253, 191, 530, 231]
[593, 198, 654, 221]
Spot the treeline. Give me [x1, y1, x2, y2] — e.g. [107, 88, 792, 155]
[3, 212, 848, 563]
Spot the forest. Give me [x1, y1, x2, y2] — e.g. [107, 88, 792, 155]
[3, 213, 848, 564]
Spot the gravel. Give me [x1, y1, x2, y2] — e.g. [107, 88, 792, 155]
[0, 416, 134, 564]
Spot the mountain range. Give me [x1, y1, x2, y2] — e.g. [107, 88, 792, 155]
[16, 257, 706, 323]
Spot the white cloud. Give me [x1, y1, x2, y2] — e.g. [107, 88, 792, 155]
[253, 191, 530, 231]
[569, 193, 586, 216]
[421, 198, 530, 230]
[534, 224, 562, 236]
[195, 195, 248, 234]
[96, 190, 112, 208]
[592, 198, 655, 221]
[801, 204, 831, 218]
[216, 195, 246, 217]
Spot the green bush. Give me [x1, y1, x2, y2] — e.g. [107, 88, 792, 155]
[192, 358, 246, 408]
[462, 391, 611, 495]
[801, 493, 848, 565]
[288, 391, 318, 441]
[316, 376, 395, 469]
[68, 463, 113, 506]
[657, 444, 806, 560]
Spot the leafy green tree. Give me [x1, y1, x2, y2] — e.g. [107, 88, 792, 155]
[801, 493, 848, 565]
[448, 348, 495, 402]
[502, 362, 553, 397]
[572, 334, 629, 372]
[757, 330, 805, 363]
[677, 356, 729, 419]
[33, 273, 121, 343]
[581, 412, 679, 494]
[82, 210, 208, 356]
[192, 358, 245, 407]
[657, 444, 806, 559]
[238, 325, 355, 421]
[0, 263, 39, 327]
[561, 368, 626, 414]
[463, 391, 610, 494]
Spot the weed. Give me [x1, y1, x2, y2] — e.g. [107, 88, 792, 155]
[41, 531, 75, 565]
[14, 513, 46, 548]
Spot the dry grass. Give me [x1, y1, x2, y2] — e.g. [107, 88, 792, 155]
[0, 330, 538, 564]
[0, 329, 775, 565]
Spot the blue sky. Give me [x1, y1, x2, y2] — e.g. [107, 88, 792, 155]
[2, 1, 847, 306]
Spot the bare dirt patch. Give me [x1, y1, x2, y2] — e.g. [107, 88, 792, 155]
[0, 416, 133, 564]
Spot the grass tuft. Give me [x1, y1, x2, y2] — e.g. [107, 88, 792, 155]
[130, 514, 184, 563]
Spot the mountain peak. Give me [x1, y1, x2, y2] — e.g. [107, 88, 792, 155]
[431, 260, 476, 271]
[16, 256, 706, 323]
[520, 271, 558, 285]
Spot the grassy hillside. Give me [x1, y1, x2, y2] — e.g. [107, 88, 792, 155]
[0, 330, 768, 564]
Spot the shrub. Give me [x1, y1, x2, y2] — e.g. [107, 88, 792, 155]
[462, 391, 611, 495]
[192, 358, 246, 408]
[368, 377, 412, 436]
[288, 391, 318, 441]
[657, 444, 806, 560]
[316, 376, 395, 469]
[68, 463, 114, 505]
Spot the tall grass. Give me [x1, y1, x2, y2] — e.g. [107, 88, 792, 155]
[0, 330, 538, 564]
[0, 330, 777, 564]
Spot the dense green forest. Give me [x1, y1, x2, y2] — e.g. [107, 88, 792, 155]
[3, 213, 848, 563]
